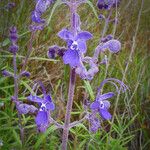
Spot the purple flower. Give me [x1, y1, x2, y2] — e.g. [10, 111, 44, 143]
[97, 0, 120, 10]
[2, 70, 13, 77]
[17, 103, 38, 114]
[31, 10, 45, 23]
[27, 94, 55, 132]
[20, 71, 31, 77]
[90, 92, 114, 120]
[31, 0, 53, 24]
[47, 45, 59, 59]
[36, 0, 52, 14]
[57, 28, 93, 67]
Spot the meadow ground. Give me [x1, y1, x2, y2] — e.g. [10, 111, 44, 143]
[0, 0, 150, 149]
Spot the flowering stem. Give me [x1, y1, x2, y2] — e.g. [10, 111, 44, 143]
[61, 0, 77, 149]
[13, 54, 24, 145]
[62, 68, 76, 150]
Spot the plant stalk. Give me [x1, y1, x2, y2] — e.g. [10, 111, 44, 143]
[61, 1, 77, 149]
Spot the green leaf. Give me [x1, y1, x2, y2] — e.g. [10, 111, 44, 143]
[86, 0, 99, 19]
[0, 38, 10, 47]
[47, 0, 63, 26]
[84, 80, 95, 100]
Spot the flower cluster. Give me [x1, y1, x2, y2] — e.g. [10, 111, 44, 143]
[9, 27, 19, 54]
[89, 78, 128, 132]
[26, 82, 55, 132]
[30, 0, 53, 31]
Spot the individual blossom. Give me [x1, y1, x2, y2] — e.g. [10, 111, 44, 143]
[97, 0, 120, 10]
[57, 28, 93, 67]
[90, 92, 114, 120]
[27, 82, 55, 132]
[89, 78, 128, 130]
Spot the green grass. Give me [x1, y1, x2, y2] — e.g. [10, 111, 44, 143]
[0, 0, 150, 149]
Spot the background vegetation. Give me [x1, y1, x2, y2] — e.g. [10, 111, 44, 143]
[0, 0, 149, 149]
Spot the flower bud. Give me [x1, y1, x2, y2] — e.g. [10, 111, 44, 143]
[20, 71, 31, 77]
[2, 70, 13, 77]
[9, 44, 18, 54]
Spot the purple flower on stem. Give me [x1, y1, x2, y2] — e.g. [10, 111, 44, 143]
[9, 27, 19, 54]
[32, 0, 52, 23]
[27, 82, 55, 132]
[2, 70, 13, 77]
[57, 28, 93, 67]
[90, 92, 114, 120]
[31, 11, 45, 23]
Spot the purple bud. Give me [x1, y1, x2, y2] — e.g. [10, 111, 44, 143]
[17, 103, 38, 114]
[98, 14, 105, 20]
[9, 44, 19, 54]
[9, 26, 17, 34]
[107, 39, 121, 53]
[100, 39, 121, 53]
[20, 71, 31, 77]
[9, 27, 18, 43]
[47, 45, 59, 59]
[2, 70, 13, 77]
[9, 33, 18, 43]
[6, 2, 15, 9]
[31, 11, 45, 23]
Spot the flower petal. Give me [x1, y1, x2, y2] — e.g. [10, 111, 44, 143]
[63, 49, 80, 67]
[99, 109, 112, 120]
[76, 31, 93, 41]
[57, 29, 73, 40]
[98, 92, 115, 101]
[90, 101, 100, 110]
[35, 111, 48, 126]
[27, 95, 43, 103]
[44, 95, 55, 110]
[77, 40, 87, 53]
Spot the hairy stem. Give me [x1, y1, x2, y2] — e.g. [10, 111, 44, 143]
[62, 69, 76, 150]
[13, 54, 24, 145]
